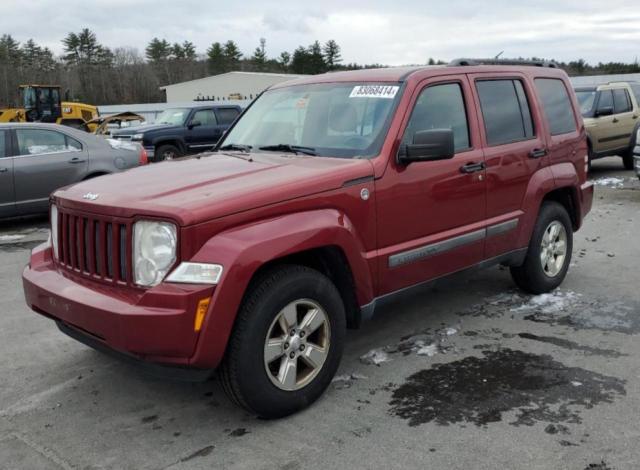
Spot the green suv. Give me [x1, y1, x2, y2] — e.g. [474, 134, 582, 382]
[575, 81, 640, 170]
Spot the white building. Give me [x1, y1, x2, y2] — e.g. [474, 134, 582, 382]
[160, 71, 308, 103]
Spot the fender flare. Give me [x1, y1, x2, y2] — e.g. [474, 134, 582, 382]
[188, 208, 374, 369]
[516, 166, 558, 247]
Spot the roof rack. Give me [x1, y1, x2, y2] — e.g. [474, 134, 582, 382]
[606, 80, 638, 85]
[449, 58, 558, 68]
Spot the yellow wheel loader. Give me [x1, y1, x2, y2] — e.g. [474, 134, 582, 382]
[0, 85, 99, 131]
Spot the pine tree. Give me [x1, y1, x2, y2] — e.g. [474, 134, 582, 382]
[223, 40, 242, 70]
[0, 34, 21, 64]
[290, 46, 310, 74]
[207, 42, 226, 74]
[252, 38, 267, 71]
[278, 51, 291, 72]
[145, 37, 171, 62]
[307, 41, 326, 74]
[323, 40, 341, 70]
[62, 29, 112, 66]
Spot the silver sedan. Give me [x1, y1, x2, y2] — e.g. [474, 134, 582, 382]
[0, 123, 147, 218]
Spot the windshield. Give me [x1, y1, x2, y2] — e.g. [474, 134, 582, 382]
[155, 108, 189, 125]
[220, 82, 402, 158]
[575, 90, 597, 117]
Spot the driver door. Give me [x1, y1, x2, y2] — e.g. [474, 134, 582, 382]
[0, 129, 15, 218]
[376, 76, 487, 295]
[185, 108, 224, 152]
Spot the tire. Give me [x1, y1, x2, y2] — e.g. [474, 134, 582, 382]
[587, 146, 594, 173]
[155, 144, 181, 161]
[622, 151, 634, 170]
[220, 265, 346, 418]
[510, 201, 573, 294]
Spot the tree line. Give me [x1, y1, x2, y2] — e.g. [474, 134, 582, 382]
[1, 29, 639, 106]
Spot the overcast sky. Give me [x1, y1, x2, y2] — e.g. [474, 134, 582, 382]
[1, 0, 639, 65]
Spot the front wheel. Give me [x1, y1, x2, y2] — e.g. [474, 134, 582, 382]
[622, 150, 635, 171]
[155, 144, 181, 161]
[510, 201, 573, 294]
[220, 265, 346, 418]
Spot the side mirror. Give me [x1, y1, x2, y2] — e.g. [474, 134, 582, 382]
[595, 106, 613, 117]
[188, 120, 202, 129]
[398, 129, 455, 165]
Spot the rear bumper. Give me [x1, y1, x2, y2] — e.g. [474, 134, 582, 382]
[23, 244, 217, 371]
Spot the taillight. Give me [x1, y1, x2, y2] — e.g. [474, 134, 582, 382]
[139, 147, 148, 165]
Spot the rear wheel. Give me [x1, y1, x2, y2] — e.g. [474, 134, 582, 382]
[623, 151, 634, 170]
[155, 144, 181, 161]
[510, 201, 573, 294]
[220, 265, 346, 418]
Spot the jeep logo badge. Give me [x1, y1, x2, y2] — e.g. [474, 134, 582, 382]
[83, 193, 99, 201]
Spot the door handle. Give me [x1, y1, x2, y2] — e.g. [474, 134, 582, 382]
[633, 115, 638, 119]
[529, 148, 547, 159]
[0, 167, 7, 173]
[68, 157, 86, 164]
[460, 162, 486, 174]
[612, 117, 619, 123]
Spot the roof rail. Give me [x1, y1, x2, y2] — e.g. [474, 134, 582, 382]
[449, 58, 558, 68]
[606, 80, 638, 85]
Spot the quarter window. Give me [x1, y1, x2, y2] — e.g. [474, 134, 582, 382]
[534, 78, 577, 135]
[0, 131, 6, 158]
[16, 129, 82, 156]
[612, 89, 631, 114]
[402, 83, 470, 151]
[630, 84, 640, 105]
[476, 79, 535, 146]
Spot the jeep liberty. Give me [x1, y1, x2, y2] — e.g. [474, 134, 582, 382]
[23, 59, 594, 418]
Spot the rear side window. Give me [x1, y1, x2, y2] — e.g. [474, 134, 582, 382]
[476, 79, 535, 146]
[613, 89, 631, 113]
[0, 130, 5, 158]
[16, 129, 82, 156]
[216, 108, 240, 125]
[402, 83, 470, 151]
[534, 78, 577, 136]
[631, 84, 640, 105]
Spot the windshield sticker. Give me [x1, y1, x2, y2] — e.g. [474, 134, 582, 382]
[349, 85, 399, 99]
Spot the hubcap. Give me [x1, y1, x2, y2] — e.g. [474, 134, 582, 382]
[540, 220, 568, 277]
[263, 299, 330, 391]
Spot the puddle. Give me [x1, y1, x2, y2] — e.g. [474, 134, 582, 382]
[517, 333, 624, 358]
[389, 348, 625, 427]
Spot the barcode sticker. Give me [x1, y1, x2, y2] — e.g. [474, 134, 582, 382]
[349, 85, 399, 99]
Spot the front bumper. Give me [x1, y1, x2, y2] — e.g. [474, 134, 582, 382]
[23, 244, 216, 376]
[634, 146, 640, 178]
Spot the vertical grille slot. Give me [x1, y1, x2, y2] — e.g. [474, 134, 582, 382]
[106, 223, 113, 279]
[94, 220, 101, 275]
[119, 225, 127, 281]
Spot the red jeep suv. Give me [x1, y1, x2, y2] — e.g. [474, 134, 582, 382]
[23, 59, 593, 418]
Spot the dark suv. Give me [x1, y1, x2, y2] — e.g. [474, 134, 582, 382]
[112, 104, 243, 161]
[24, 59, 593, 418]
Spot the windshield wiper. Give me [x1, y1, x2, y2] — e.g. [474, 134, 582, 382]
[258, 144, 317, 156]
[219, 143, 252, 153]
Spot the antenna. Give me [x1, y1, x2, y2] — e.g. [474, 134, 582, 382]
[495, 51, 504, 59]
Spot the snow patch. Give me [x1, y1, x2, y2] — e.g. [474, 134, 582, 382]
[511, 290, 580, 315]
[0, 234, 25, 242]
[359, 349, 392, 365]
[591, 177, 625, 189]
[107, 138, 139, 152]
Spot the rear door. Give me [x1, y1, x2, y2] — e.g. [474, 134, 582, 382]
[610, 88, 636, 150]
[185, 108, 223, 152]
[12, 127, 88, 214]
[0, 129, 15, 218]
[215, 106, 241, 130]
[468, 73, 547, 259]
[591, 89, 618, 152]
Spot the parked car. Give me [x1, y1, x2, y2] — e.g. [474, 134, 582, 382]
[0, 123, 147, 218]
[634, 126, 640, 179]
[111, 104, 243, 161]
[23, 60, 593, 418]
[574, 81, 640, 170]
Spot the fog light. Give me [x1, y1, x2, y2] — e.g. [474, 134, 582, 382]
[194, 298, 211, 332]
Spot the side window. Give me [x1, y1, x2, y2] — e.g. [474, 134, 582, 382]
[613, 89, 631, 114]
[597, 90, 613, 111]
[476, 79, 535, 145]
[16, 129, 74, 156]
[216, 108, 240, 125]
[191, 109, 217, 126]
[66, 135, 83, 151]
[0, 131, 5, 158]
[534, 78, 577, 136]
[402, 83, 470, 151]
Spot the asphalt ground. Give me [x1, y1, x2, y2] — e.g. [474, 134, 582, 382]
[0, 156, 638, 470]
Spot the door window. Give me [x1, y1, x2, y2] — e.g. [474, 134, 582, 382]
[191, 109, 218, 126]
[597, 90, 613, 112]
[612, 89, 631, 114]
[216, 108, 240, 125]
[476, 79, 535, 145]
[630, 84, 640, 105]
[16, 129, 82, 156]
[534, 78, 577, 136]
[402, 83, 470, 151]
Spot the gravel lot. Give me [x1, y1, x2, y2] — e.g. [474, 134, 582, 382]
[1, 156, 639, 470]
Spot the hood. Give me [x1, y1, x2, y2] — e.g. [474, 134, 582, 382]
[112, 123, 181, 136]
[54, 153, 374, 225]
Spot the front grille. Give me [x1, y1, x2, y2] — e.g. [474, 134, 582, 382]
[55, 208, 132, 285]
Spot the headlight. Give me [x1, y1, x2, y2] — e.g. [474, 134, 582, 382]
[50, 205, 59, 259]
[166, 262, 223, 284]
[133, 220, 177, 287]
[132, 133, 144, 140]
